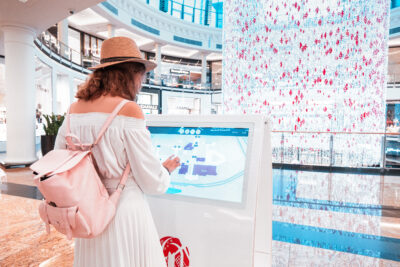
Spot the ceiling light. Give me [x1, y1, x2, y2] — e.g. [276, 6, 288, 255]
[18, 0, 28, 3]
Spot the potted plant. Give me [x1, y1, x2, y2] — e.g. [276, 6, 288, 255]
[41, 114, 65, 156]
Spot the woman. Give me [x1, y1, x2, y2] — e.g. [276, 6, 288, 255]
[54, 37, 180, 267]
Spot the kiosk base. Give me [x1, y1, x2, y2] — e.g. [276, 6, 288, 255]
[254, 252, 271, 267]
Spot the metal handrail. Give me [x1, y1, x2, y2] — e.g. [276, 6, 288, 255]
[36, 31, 100, 70]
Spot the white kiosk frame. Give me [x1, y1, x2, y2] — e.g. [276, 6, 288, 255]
[145, 115, 272, 267]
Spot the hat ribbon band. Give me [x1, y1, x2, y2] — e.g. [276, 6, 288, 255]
[100, 56, 142, 64]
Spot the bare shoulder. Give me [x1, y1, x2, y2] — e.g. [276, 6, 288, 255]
[119, 101, 144, 119]
[68, 101, 79, 113]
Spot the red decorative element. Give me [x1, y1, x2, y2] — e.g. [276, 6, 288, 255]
[160, 236, 190, 267]
[299, 42, 308, 52]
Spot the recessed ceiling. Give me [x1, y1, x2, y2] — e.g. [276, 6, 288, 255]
[68, 8, 108, 26]
[206, 52, 222, 61]
[159, 45, 199, 59]
[114, 28, 154, 48]
[0, 0, 104, 55]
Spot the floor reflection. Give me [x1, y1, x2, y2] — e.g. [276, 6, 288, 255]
[1, 167, 400, 266]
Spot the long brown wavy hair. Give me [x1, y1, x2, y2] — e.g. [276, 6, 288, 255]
[76, 62, 146, 101]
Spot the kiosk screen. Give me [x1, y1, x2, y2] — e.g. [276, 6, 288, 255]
[148, 126, 249, 203]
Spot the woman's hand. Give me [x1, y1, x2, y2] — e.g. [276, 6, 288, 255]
[162, 155, 181, 174]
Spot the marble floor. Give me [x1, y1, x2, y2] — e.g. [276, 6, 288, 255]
[1, 167, 400, 266]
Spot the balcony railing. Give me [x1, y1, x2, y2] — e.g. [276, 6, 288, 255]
[35, 31, 100, 73]
[272, 130, 400, 169]
[35, 31, 221, 91]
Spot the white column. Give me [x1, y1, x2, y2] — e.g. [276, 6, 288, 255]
[107, 24, 115, 38]
[69, 75, 74, 104]
[201, 53, 208, 89]
[57, 19, 69, 58]
[2, 25, 37, 164]
[51, 69, 58, 114]
[154, 43, 162, 85]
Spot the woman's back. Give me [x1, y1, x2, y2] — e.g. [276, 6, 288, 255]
[55, 97, 169, 267]
[55, 36, 180, 266]
[56, 96, 169, 194]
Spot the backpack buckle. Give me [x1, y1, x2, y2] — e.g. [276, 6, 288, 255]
[116, 183, 125, 191]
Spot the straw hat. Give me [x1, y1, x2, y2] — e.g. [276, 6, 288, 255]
[89, 36, 157, 72]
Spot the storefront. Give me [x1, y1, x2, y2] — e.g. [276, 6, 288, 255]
[137, 88, 161, 114]
[161, 90, 212, 115]
[385, 101, 400, 167]
[145, 53, 210, 89]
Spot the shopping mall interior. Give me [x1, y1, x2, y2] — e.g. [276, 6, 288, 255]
[1, 0, 400, 266]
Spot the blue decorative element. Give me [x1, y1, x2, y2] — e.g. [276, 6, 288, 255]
[131, 18, 160, 35]
[166, 187, 182, 194]
[204, 0, 210, 25]
[273, 221, 400, 261]
[173, 35, 203, 46]
[392, 0, 400, 9]
[178, 164, 189, 175]
[101, 2, 118, 15]
[184, 143, 194, 150]
[212, 2, 223, 28]
[193, 164, 217, 176]
[159, 0, 168, 12]
[212, 2, 223, 13]
[390, 26, 400, 35]
[216, 44, 222, 49]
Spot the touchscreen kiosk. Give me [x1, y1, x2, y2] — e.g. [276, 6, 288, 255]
[146, 115, 272, 267]
[148, 126, 248, 203]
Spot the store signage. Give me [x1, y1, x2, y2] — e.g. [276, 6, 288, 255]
[139, 104, 158, 110]
[170, 69, 190, 75]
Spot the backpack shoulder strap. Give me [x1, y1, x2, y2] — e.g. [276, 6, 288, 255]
[65, 106, 76, 149]
[93, 99, 130, 146]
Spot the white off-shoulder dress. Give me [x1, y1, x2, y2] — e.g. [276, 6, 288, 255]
[54, 112, 169, 267]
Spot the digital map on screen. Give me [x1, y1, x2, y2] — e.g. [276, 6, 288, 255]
[148, 127, 249, 203]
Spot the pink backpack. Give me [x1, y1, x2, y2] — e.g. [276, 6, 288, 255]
[30, 100, 131, 240]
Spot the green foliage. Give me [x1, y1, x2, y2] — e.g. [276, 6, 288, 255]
[43, 114, 65, 136]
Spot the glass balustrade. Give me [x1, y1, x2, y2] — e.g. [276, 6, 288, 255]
[35, 31, 100, 69]
[271, 131, 400, 169]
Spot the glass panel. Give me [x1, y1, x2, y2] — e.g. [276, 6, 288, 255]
[91, 36, 97, 57]
[166, 0, 221, 27]
[184, 0, 195, 6]
[172, 2, 182, 10]
[97, 40, 103, 54]
[68, 28, 81, 63]
[184, 5, 192, 13]
[210, 11, 216, 27]
[56, 74, 70, 114]
[35, 58, 53, 119]
[194, 0, 202, 9]
[172, 9, 181, 18]
[194, 9, 201, 24]
[184, 13, 193, 22]
[84, 34, 90, 57]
